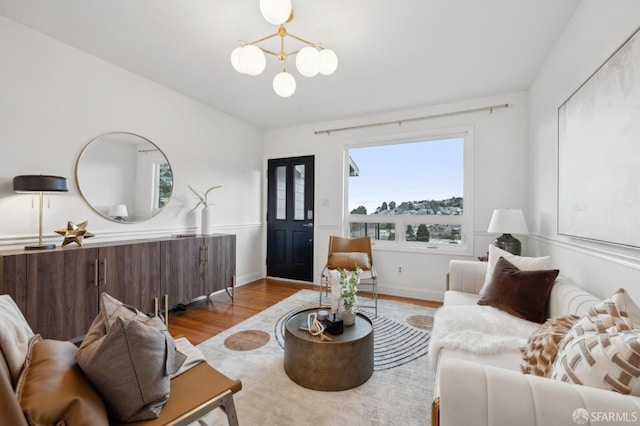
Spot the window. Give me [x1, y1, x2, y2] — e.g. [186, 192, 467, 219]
[346, 131, 472, 252]
[157, 163, 173, 208]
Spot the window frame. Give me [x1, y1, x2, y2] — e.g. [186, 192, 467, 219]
[343, 126, 474, 256]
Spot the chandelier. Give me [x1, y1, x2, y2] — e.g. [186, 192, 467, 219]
[230, 0, 338, 97]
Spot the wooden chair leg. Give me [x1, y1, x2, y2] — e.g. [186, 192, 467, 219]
[220, 392, 239, 426]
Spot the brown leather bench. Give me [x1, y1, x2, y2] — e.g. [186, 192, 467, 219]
[112, 362, 242, 426]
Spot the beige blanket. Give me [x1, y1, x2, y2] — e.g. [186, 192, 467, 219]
[171, 336, 207, 378]
[0, 295, 34, 384]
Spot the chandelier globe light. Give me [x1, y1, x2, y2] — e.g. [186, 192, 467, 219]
[260, 0, 292, 26]
[230, 3, 337, 97]
[230, 47, 243, 73]
[295, 46, 320, 77]
[318, 49, 338, 75]
[230, 45, 267, 76]
[273, 71, 297, 97]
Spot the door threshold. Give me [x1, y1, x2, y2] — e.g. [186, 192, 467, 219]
[266, 276, 316, 285]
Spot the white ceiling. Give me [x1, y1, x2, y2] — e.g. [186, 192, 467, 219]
[0, 0, 581, 130]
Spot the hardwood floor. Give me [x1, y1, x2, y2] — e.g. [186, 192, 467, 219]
[168, 278, 442, 345]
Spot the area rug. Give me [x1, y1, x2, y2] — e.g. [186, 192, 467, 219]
[194, 289, 437, 426]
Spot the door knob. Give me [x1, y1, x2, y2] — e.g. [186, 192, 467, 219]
[302, 223, 313, 228]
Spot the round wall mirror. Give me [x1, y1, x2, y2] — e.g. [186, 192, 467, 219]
[76, 132, 174, 223]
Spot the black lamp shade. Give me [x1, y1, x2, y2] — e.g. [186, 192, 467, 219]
[13, 175, 69, 193]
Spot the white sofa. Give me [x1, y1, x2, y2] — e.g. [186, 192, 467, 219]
[431, 260, 640, 426]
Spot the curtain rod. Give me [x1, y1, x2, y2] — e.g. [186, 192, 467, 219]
[314, 103, 510, 136]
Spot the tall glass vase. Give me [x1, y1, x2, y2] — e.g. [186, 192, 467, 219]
[201, 205, 214, 235]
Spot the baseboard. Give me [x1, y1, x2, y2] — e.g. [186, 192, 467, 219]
[236, 271, 265, 286]
[377, 285, 444, 303]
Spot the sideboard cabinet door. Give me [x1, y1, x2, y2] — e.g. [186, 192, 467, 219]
[0, 253, 27, 313]
[203, 234, 236, 295]
[161, 237, 204, 308]
[99, 242, 161, 315]
[26, 248, 99, 341]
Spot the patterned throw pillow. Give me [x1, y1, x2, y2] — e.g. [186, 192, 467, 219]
[551, 288, 640, 395]
[521, 315, 579, 376]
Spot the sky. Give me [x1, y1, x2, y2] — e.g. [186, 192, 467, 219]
[348, 138, 463, 214]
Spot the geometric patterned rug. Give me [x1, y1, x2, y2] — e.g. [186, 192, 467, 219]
[274, 301, 431, 371]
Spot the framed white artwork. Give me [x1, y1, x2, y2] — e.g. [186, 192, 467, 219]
[558, 26, 640, 248]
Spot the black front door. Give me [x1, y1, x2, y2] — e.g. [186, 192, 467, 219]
[267, 156, 314, 282]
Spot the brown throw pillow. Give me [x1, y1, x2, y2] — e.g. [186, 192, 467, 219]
[478, 256, 559, 323]
[16, 335, 109, 426]
[520, 315, 579, 376]
[76, 293, 186, 423]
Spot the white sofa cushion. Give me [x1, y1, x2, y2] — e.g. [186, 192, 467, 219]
[439, 358, 640, 426]
[442, 290, 481, 306]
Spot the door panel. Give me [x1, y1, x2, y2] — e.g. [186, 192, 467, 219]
[267, 156, 314, 281]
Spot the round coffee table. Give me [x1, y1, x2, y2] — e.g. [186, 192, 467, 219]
[283, 308, 374, 391]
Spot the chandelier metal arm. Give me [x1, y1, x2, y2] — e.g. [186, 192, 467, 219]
[258, 47, 307, 59]
[242, 31, 280, 46]
[242, 31, 322, 55]
[258, 47, 279, 56]
[286, 32, 321, 48]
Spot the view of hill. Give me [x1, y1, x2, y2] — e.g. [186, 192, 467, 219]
[349, 197, 463, 243]
[350, 196, 463, 216]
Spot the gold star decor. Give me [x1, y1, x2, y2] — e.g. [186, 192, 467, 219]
[55, 220, 95, 247]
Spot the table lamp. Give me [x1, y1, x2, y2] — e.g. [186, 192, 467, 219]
[487, 208, 529, 255]
[13, 175, 69, 250]
[108, 204, 129, 222]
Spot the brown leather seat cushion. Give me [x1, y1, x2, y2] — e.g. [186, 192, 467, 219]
[110, 362, 242, 425]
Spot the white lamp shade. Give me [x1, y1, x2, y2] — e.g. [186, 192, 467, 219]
[296, 46, 320, 77]
[260, 0, 292, 25]
[230, 46, 244, 73]
[109, 204, 129, 218]
[238, 45, 266, 76]
[318, 49, 338, 75]
[487, 209, 529, 235]
[273, 71, 296, 97]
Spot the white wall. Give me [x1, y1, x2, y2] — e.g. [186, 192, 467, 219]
[528, 0, 640, 302]
[0, 16, 265, 286]
[11, 2, 636, 304]
[264, 91, 530, 301]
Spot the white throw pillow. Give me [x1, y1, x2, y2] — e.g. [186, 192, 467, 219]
[551, 289, 640, 396]
[479, 244, 551, 296]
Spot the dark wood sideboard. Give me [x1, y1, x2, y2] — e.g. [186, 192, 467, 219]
[0, 234, 236, 341]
